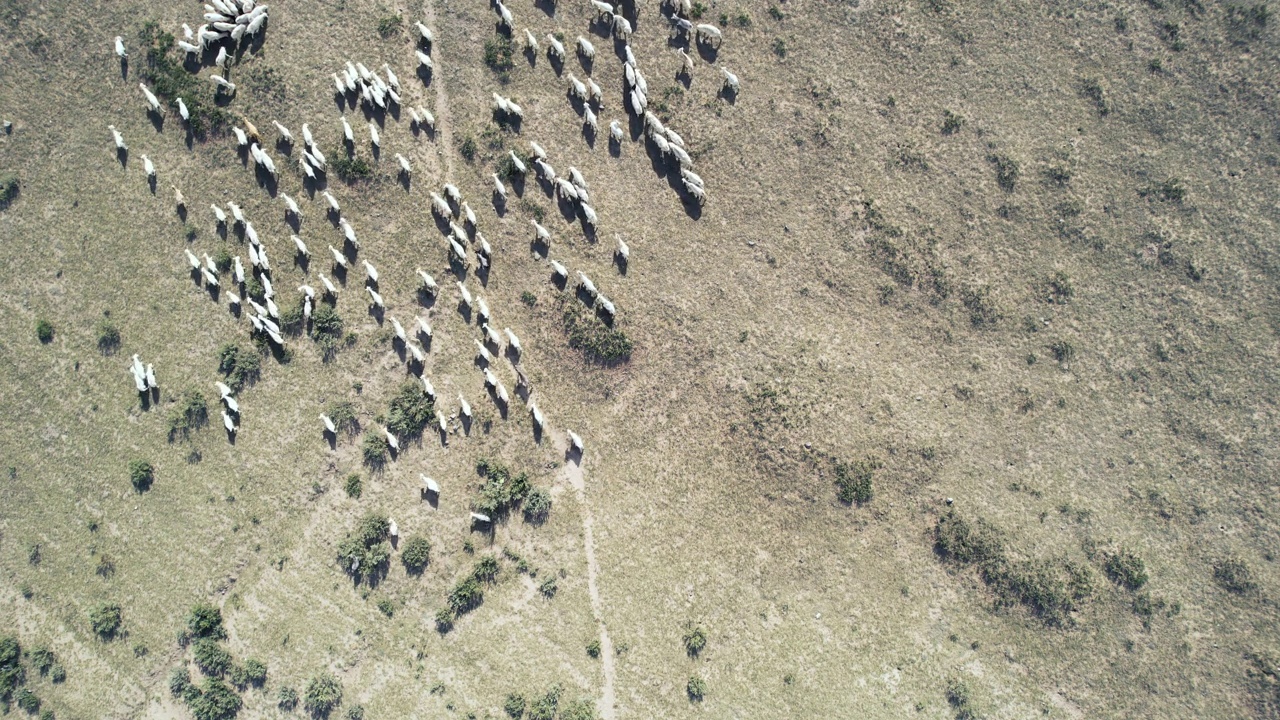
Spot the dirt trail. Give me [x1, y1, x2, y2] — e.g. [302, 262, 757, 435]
[557, 435, 617, 720]
[419, 0, 455, 179]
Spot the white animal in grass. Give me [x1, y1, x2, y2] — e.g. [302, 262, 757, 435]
[524, 29, 539, 52]
[280, 192, 301, 217]
[222, 410, 238, 433]
[492, 174, 507, 201]
[272, 120, 293, 145]
[505, 328, 522, 353]
[396, 153, 411, 176]
[416, 49, 433, 70]
[108, 124, 126, 151]
[422, 376, 437, 401]
[569, 430, 584, 455]
[577, 36, 596, 60]
[292, 235, 309, 258]
[422, 474, 440, 495]
[416, 269, 439, 295]
[319, 274, 338, 296]
[363, 259, 379, 283]
[550, 259, 568, 281]
[415, 22, 434, 44]
[459, 393, 472, 418]
[532, 220, 551, 245]
[508, 151, 526, 175]
[142, 155, 156, 179]
[366, 286, 385, 308]
[456, 281, 472, 307]
[546, 34, 566, 61]
[140, 84, 162, 113]
[616, 237, 630, 262]
[416, 316, 433, 340]
[115, 36, 127, 58]
[329, 245, 348, 269]
[320, 414, 336, 434]
[529, 141, 548, 161]
[475, 340, 493, 364]
[384, 428, 399, 451]
[390, 316, 406, 342]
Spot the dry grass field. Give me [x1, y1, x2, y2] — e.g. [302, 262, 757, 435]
[1, 0, 1279, 717]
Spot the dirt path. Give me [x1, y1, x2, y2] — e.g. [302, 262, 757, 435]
[557, 435, 617, 720]
[419, 0, 455, 179]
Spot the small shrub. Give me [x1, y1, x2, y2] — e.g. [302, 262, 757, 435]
[434, 608, 455, 632]
[304, 673, 343, 716]
[934, 510, 1004, 565]
[562, 302, 633, 364]
[16, 687, 39, 712]
[484, 35, 515, 72]
[1227, 3, 1269, 43]
[459, 135, 477, 162]
[961, 284, 1001, 328]
[386, 381, 435, 439]
[218, 344, 261, 391]
[941, 109, 965, 134]
[337, 513, 392, 582]
[539, 578, 558, 598]
[192, 638, 232, 676]
[213, 248, 233, 273]
[96, 321, 121, 354]
[0, 636, 21, 701]
[170, 667, 193, 696]
[1050, 339, 1075, 363]
[29, 646, 55, 675]
[345, 704, 366, 720]
[1045, 271, 1073, 303]
[376, 14, 402, 37]
[528, 685, 562, 720]
[89, 602, 122, 639]
[768, 5, 785, 19]
[168, 391, 210, 441]
[690, 1, 707, 18]
[187, 677, 241, 720]
[328, 400, 358, 435]
[448, 576, 484, 614]
[1213, 557, 1257, 595]
[187, 602, 226, 639]
[0, 175, 18, 207]
[277, 685, 299, 710]
[987, 154, 1019, 192]
[771, 38, 787, 58]
[735, 12, 753, 26]
[35, 319, 54, 344]
[96, 554, 117, 578]
[834, 458, 880, 505]
[242, 658, 267, 686]
[504, 692, 526, 718]
[1103, 550, 1148, 591]
[344, 474, 363, 498]
[520, 291, 537, 307]
[401, 536, 432, 572]
[49, 665, 65, 684]
[686, 676, 707, 701]
[376, 598, 394, 617]
[523, 488, 552, 524]
[331, 153, 374, 183]
[561, 699, 598, 720]
[474, 459, 532, 518]
[362, 432, 389, 468]
[946, 679, 980, 720]
[683, 626, 707, 656]
[586, 639, 601, 658]
[1080, 77, 1109, 115]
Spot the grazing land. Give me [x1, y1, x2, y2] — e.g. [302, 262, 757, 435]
[0, 0, 1278, 718]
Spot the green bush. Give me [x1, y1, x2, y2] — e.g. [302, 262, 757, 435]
[834, 458, 879, 505]
[187, 677, 242, 720]
[401, 536, 432, 572]
[1103, 550, 1148, 591]
[218, 344, 261, 391]
[192, 638, 232, 676]
[304, 673, 343, 716]
[35, 319, 54, 344]
[523, 488, 552, 523]
[345, 704, 366, 720]
[138, 23, 229, 136]
[29, 646, 54, 675]
[362, 432, 389, 468]
[279, 298, 306, 336]
[683, 626, 707, 657]
[89, 602, 122, 639]
[168, 391, 209, 441]
[16, 687, 39, 712]
[127, 456, 153, 489]
[504, 692, 526, 718]
[386, 381, 435, 439]
[344, 473, 363, 498]
[484, 35, 515, 71]
[337, 513, 392, 582]
[586, 639, 601, 658]
[96, 321, 121, 354]
[1214, 557, 1257, 595]
[376, 14, 403, 37]
[434, 608, 455, 632]
[376, 598, 394, 617]
[946, 679, 980, 720]
[562, 302, 632, 364]
[170, 667, 193, 696]
[49, 664, 65, 684]
[187, 602, 226, 639]
[332, 152, 373, 183]
[941, 109, 965, 134]
[0, 636, 21, 702]
[562, 699, 598, 720]
[935, 510, 1004, 565]
[242, 658, 267, 687]
[39, 709, 54, 720]
[474, 459, 531, 519]
[0, 175, 18, 206]
[987, 154, 1019, 192]
[448, 576, 484, 614]
[528, 685, 562, 720]
[686, 676, 707, 701]
[539, 578, 558, 598]
[277, 685, 298, 709]
[328, 400, 358, 435]
[213, 248, 233, 273]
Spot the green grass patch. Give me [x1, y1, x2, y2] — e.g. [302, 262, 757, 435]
[562, 301, 632, 364]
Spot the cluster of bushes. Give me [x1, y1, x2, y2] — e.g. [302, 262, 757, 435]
[474, 458, 532, 519]
[439, 556, 502, 628]
[170, 604, 265, 719]
[337, 513, 392, 584]
[934, 510, 1092, 626]
[503, 684, 598, 720]
[561, 302, 632, 364]
[1, 636, 64, 716]
[332, 152, 373, 183]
